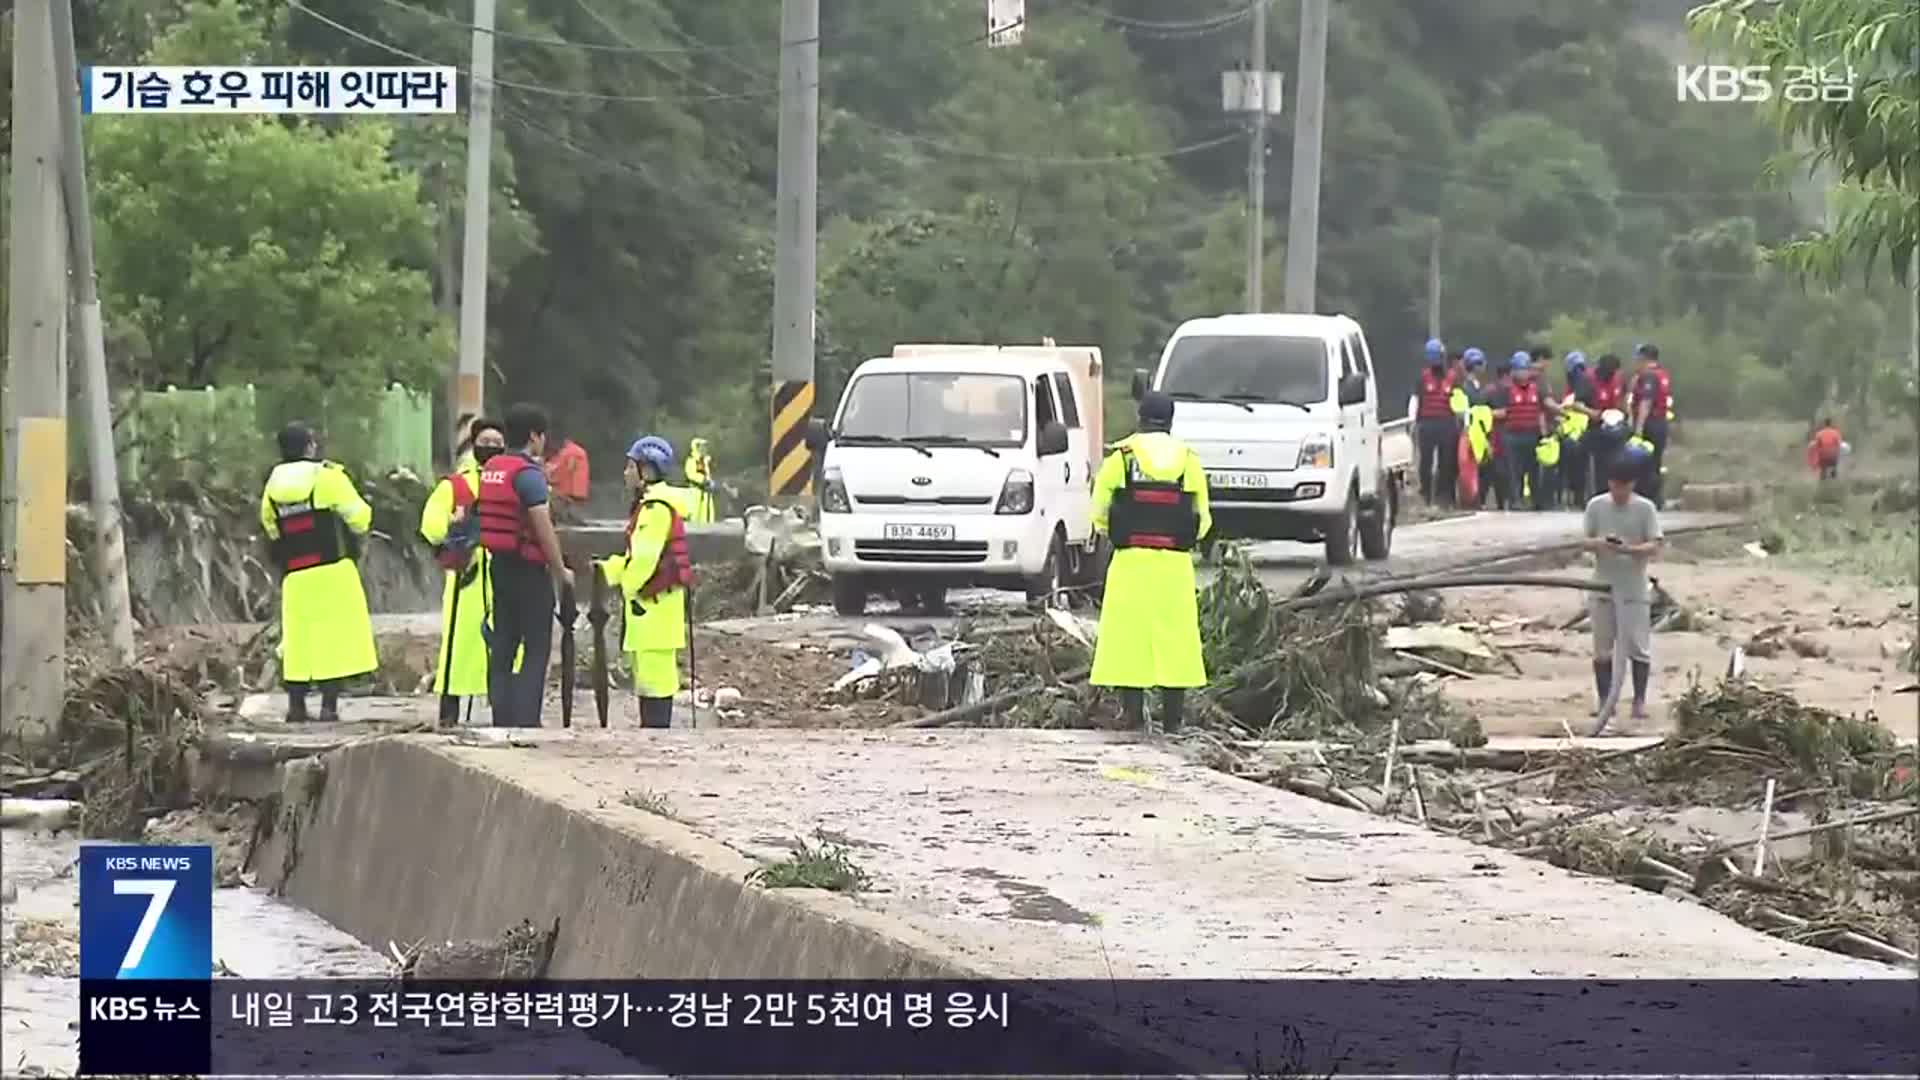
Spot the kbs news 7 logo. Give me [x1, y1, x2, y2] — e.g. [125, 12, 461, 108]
[1676, 64, 1857, 103]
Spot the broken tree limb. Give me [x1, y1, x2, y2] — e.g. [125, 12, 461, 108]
[1467, 738, 1670, 794]
[1272, 574, 1609, 615]
[1393, 649, 1476, 679]
[1748, 906, 1919, 969]
[1702, 804, 1920, 859]
[892, 665, 1092, 729]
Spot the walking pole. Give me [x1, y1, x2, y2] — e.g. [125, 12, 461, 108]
[439, 567, 462, 728]
[685, 584, 698, 731]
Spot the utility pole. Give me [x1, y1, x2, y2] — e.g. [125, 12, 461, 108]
[768, 0, 819, 501]
[4, 0, 72, 746]
[1426, 221, 1442, 341]
[1245, 0, 1267, 313]
[51, 0, 136, 664]
[455, 0, 496, 448]
[1283, 0, 1328, 314]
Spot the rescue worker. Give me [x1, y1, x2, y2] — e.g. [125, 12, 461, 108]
[1490, 352, 1550, 511]
[259, 423, 377, 723]
[600, 436, 694, 730]
[1555, 352, 1594, 506]
[683, 436, 718, 524]
[1808, 418, 1844, 481]
[475, 403, 575, 728]
[1629, 344, 1673, 508]
[1090, 392, 1211, 734]
[1536, 408, 1564, 508]
[1413, 338, 1458, 508]
[1585, 450, 1664, 733]
[419, 416, 512, 728]
[542, 427, 592, 523]
[1580, 354, 1628, 498]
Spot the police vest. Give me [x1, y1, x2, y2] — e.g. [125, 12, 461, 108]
[1635, 367, 1672, 420]
[1504, 382, 1543, 433]
[628, 497, 696, 599]
[1108, 448, 1200, 551]
[269, 473, 352, 575]
[1537, 433, 1561, 467]
[475, 453, 547, 564]
[1417, 370, 1454, 419]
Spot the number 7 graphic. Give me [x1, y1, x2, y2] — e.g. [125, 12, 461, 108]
[113, 878, 175, 972]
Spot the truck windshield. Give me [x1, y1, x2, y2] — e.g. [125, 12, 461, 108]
[1159, 335, 1330, 406]
[836, 372, 1028, 447]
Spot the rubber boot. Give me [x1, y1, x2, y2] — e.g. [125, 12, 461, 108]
[286, 683, 311, 724]
[639, 697, 674, 730]
[318, 686, 341, 725]
[1119, 689, 1147, 731]
[1160, 689, 1186, 734]
[1629, 660, 1651, 722]
[438, 694, 461, 728]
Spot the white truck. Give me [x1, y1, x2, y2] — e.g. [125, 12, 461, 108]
[810, 342, 1110, 615]
[1130, 313, 1413, 566]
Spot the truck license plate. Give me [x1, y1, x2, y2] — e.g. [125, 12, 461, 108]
[883, 523, 956, 541]
[1208, 471, 1270, 489]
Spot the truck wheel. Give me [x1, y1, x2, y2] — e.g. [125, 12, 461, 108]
[1026, 535, 1065, 610]
[1360, 476, 1395, 561]
[1324, 491, 1360, 567]
[831, 575, 867, 617]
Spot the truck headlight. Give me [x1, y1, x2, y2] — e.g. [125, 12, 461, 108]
[995, 468, 1035, 515]
[1298, 433, 1334, 470]
[820, 466, 851, 514]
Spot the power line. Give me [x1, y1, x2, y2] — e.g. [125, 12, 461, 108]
[1066, 0, 1271, 34]
[362, 0, 759, 54]
[288, 1, 776, 103]
[838, 113, 1246, 167]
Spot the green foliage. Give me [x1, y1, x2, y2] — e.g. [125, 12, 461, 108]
[1689, 0, 1920, 284]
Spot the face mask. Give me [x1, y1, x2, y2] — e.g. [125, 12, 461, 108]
[473, 445, 503, 464]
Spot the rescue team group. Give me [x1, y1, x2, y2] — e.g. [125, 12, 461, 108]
[1410, 340, 1678, 514]
[258, 403, 716, 728]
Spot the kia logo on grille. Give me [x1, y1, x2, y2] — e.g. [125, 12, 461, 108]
[911, 476, 932, 486]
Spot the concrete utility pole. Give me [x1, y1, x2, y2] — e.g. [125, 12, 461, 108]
[1283, 0, 1328, 313]
[1426, 222, 1442, 341]
[455, 0, 496, 444]
[768, 0, 819, 501]
[4, 0, 72, 746]
[1245, 0, 1267, 313]
[51, 0, 136, 665]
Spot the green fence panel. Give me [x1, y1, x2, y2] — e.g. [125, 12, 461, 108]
[115, 382, 429, 487]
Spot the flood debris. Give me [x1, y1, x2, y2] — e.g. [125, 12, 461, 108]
[391, 917, 562, 980]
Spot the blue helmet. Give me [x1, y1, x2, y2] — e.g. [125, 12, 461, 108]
[1463, 347, 1486, 368]
[626, 435, 675, 476]
[1509, 351, 1531, 372]
[1424, 338, 1445, 360]
[1565, 351, 1587, 372]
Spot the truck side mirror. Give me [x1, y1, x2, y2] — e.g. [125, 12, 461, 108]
[1037, 420, 1069, 457]
[805, 418, 829, 452]
[1129, 369, 1148, 400]
[1338, 373, 1367, 406]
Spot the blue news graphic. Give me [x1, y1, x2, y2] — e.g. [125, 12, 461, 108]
[79, 844, 213, 980]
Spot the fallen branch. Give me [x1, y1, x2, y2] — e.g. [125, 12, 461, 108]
[1394, 650, 1476, 679]
[1467, 738, 1670, 794]
[1273, 574, 1609, 615]
[1701, 804, 1920, 859]
[891, 665, 1091, 729]
[1748, 906, 1918, 969]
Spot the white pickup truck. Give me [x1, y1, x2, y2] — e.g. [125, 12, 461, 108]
[810, 342, 1110, 615]
[1130, 313, 1413, 565]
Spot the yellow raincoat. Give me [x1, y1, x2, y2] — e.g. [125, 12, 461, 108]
[683, 438, 717, 524]
[1537, 432, 1561, 468]
[1465, 404, 1495, 465]
[599, 494, 688, 697]
[1089, 432, 1211, 689]
[417, 465, 522, 696]
[259, 460, 377, 683]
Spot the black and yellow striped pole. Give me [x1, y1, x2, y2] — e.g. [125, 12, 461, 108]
[769, 379, 815, 498]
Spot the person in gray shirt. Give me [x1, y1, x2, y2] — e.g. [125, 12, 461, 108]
[1583, 454, 1664, 731]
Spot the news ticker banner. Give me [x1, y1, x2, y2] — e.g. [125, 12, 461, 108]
[75, 977, 1917, 1077]
[82, 66, 456, 114]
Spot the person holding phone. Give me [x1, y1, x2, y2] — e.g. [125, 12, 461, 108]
[1583, 455, 1664, 731]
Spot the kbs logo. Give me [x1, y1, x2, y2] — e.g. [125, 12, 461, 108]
[78, 844, 213, 980]
[1676, 64, 1857, 103]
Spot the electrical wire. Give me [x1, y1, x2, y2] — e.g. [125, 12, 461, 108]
[287, 1, 777, 103]
[1065, 0, 1271, 34]
[360, 0, 759, 55]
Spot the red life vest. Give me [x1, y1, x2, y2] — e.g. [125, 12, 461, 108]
[1590, 372, 1623, 412]
[475, 453, 546, 564]
[627, 497, 695, 600]
[1635, 365, 1672, 419]
[433, 473, 482, 572]
[1504, 381, 1543, 433]
[1109, 448, 1200, 551]
[268, 476, 350, 575]
[1416, 369, 1454, 419]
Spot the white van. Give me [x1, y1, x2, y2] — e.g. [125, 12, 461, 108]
[811, 343, 1109, 614]
[1132, 313, 1411, 565]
